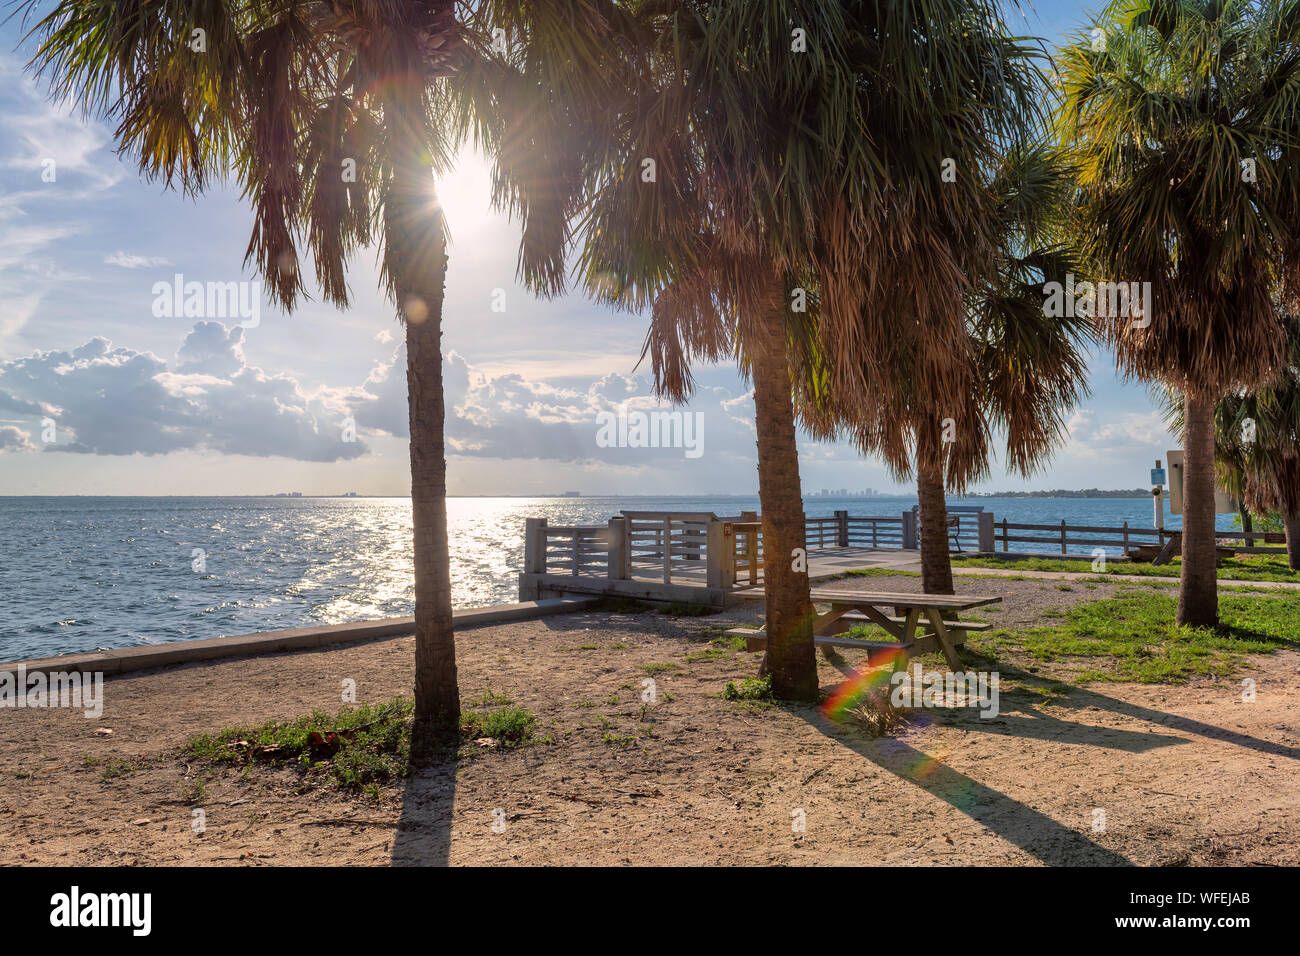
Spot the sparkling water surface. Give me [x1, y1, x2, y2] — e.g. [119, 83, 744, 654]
[0, 494, 1212, 660]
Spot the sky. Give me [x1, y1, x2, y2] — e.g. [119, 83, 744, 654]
[0, 1, 1176, 498]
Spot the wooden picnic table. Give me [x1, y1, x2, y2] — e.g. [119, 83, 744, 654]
[806, 588, 1002, 670]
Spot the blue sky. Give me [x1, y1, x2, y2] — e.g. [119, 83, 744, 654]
[0, 1, 1174, 497]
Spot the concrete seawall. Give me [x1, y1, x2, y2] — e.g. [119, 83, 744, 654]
[2, 596, 598, 678]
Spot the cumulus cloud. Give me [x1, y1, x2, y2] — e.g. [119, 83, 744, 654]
[104, 250, 170, 269]
[0, 322, 367, 461]
[352, 345, 756, 466]
[0, 424, 35, 453]
[1063, 408, 1175, 462]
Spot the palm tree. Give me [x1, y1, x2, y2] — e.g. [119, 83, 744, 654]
[578, 0, 1039, 696]
[806, 147, 1092, 595]
[1170, 315, 1300, 568]
[1056, 0, 1300, 626]
[21, 0, 621, 731]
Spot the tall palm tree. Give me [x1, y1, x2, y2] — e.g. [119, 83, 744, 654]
[806, 147, 1092, 595]
[21, 0, 621, 731]
[578, 0, 1039, 696]
[1056, 0, 1300, 626]
[1168, 315, 1300, 567]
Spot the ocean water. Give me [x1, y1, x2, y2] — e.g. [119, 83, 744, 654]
[0, 494, 1219, 661]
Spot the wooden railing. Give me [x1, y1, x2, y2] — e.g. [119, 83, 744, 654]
[995, 519, 1288, 558]
[804, 511, 908, 549]
[621, 510, 718, 584]
[520, 510, 1290, 601]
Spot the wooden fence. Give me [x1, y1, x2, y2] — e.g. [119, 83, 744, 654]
[995, 519, 1288, 558]
[519, 509, 1291, 601]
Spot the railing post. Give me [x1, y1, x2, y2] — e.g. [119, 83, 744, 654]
[571, 531, 580, 576]
[663, 515, 672, 584]
[978, 512, 994, 553]
[1060, 519, 1067, 554]
[902, 510, 918, 550]
[836, 509, 849, 547]
[1122, 521, 1129, 558]
[707, 519, 735, 589]
[524, 517, 547, 574]
[1001, 518, 1008, 552]
[607, 517, 628, 580]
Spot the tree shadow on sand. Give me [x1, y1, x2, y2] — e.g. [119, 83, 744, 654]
[789, 699, 1135, 865]
[961, 653, 1300, 763]
[389, 723, 458, 866]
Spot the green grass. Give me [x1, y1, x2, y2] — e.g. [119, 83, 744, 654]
[684, 633, 748, 662]
[723, 674, 774, 702]
[471, 687, 513, 707]
[950, 554, 1300, 583]
[845, 567, 920, 578]
[973, 591, 1299, 683]
[461, 707, 536, 744]
[185, 696, 535, 792]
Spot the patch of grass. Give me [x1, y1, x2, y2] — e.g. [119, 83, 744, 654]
[950, 554, 1300, 584]
[659, 601, 721, 616]
[844, 567, 920, 579]
[685, 635, 745, 662]
[178, 776, 207, 805]
[723, 674, 774, 702]
[461, 706, 536, 745]
[185, 697, 535, 793]
[975, 591, 1298, 683]
[602, 732, 637, 749]
[471, 687, 513, 707]
[100, 757, 140, 781]
[641, 661, 678, 675]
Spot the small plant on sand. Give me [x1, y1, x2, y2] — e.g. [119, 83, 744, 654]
[723, 674, 773, 702]
[472, 688, 513, 707]
[178, 776, 208, 805]
[844, 690, 910, 738]
[461, 707, 536, 746]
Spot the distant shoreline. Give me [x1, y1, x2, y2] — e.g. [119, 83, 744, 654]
[0, 490, 1156, 499]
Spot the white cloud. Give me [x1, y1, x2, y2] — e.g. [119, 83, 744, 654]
[0, 322, 369, 461]
[0, 424, 35, 453]
[104, 250, 170, 269]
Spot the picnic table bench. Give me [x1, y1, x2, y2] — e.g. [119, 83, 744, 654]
[734, 587, 1002, 670]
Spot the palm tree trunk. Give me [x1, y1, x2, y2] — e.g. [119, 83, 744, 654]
[1241, 508, 1254, 548]
[1177, 391, 1219, 627]
[751, 278, 817, 702]
[385, 78, 459, 730]
[916, 423, 954, 595]
[1286, 515, 1300, 571]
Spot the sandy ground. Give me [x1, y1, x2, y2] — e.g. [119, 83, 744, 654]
[2, 575, 1298, 866]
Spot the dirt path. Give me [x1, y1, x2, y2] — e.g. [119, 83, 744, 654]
[2, 579, 1297, 866]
